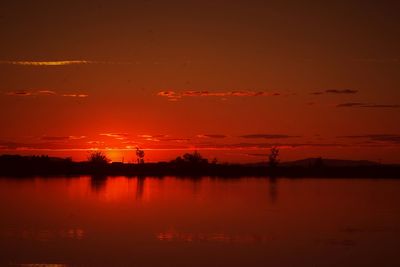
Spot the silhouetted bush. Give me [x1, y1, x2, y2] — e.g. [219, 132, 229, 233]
[172, 151, 208, 165]
[87, 151, 110, 165]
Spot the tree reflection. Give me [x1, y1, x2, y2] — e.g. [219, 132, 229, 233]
[136, 176, 146, 200]
[268, 177, 278, 203]
[90, 175, 108, 192]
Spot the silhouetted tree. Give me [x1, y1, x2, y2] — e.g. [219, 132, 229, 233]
[136, 147, 145, 164]
[172, 151, 208, 165]
[173, 156, 185, 164]
[87, 151, 110, 165]
[268, 146, 280, 168]
[183, 151, 208, 164]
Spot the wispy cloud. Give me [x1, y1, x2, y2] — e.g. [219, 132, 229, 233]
[5, 90, 88, 98]
[184, 91, 280, 97]
[0, 60, 94, 66]
[41, 136, 70, 141]
[100, 133, 129, 140]
[196, 134, 227, 139]
[6, 90, 32, 96]
[240, 134, 300, 139]
[136, 134, 192, 143]
[159, 138, 191, 142]
[363, 104, 400, 108]
[37, 90, 57, 95]
[137, 134, 168, 138]
[62, 94, 89, 98]
[311, 89, 358, 95]
[6, 90, 56, 96]
[193, 142, 351, 150]
[157, 90, 281, 101]
[2, 137, 399, 152]
[340, 134, 400, 144]
[336, 102, 400, 108]
[336, 102, 365, 107]
[0, 60, 151, 67]
[41, 136, 86, 141]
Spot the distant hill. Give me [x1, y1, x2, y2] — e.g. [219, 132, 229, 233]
[280, 158, 380, 167]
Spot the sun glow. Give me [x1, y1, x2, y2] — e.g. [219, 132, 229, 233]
[104, 150, 126, 163]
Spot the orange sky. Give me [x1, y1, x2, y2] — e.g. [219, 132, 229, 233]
[0, 0, 399, 163]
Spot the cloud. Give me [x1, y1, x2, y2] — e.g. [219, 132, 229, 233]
[87, 141, 105, 145]
[40, 136, 86, 141]
[62, 94, 89, 98]
[136, 134, 175, 142]
[340, 134, 400, 144]
[363, 104, 400, 108]
[41, 136, 70, 141]
[336, 102, 365, 107]
[336, 102, 400, 108]
[196, 134, 227, 139]
[311, 89, 358, 95]
[0, 60, 94, 66]
[240, 134, 299, 139]
[37, 90, 57, 95]
[6, 90, 32, 96]
[157, 90, 281, 101]
[192, 142, 351, 150]
[182, 91, 278, 97]
[137, 134, 168, 138]
[100, 133, 129, 140]
[69, 136, 87, 140]
[157, 91, 177, 98]
[326, 89, 358, 94]
[0, 140, 87, 150]
[159, 138, 191, 142]
[156, 91, 181, 101]
[6, 90, 57, 96]
[0, 60, 147, 67]
[2, 137, 398, 152]
[5, 90, 88, 98]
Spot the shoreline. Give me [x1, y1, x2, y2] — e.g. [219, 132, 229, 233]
[1, 154, 399, 178]
[1, 162, 400, 178]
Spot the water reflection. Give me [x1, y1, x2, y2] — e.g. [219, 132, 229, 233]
[1, 176, 400, 267]
[268, 177, 278, 203]
[90, 175, 148, 200]
[136, 176, 145, 200]
[157, 229, 271, 244]
[2, 228, 85, 241]
[90, 174, 108, 192]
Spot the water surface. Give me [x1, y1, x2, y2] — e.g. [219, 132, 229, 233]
[0, 176, 399, 267]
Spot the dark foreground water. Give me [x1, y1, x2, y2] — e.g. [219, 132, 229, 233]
[0, 176, 399, 267]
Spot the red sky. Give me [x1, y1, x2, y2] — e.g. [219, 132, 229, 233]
[0, 0, 399, 163]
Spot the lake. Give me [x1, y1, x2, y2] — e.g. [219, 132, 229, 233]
[0, 176, 400, 267]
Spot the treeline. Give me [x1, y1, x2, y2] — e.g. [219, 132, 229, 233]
[0, 153, 400, 178]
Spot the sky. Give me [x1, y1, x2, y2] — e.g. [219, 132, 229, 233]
[0, 0, 399, 163]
